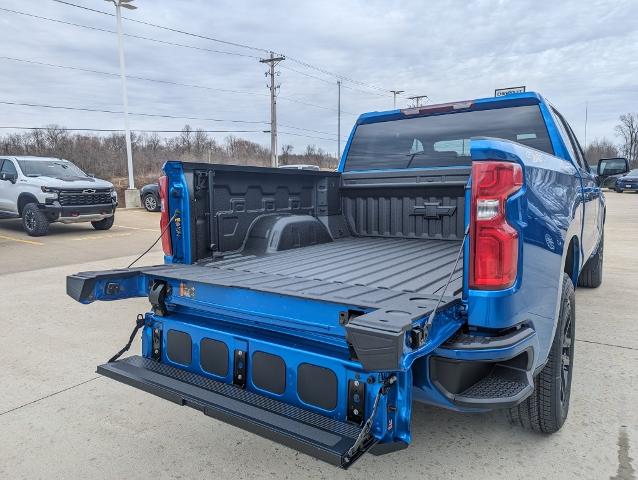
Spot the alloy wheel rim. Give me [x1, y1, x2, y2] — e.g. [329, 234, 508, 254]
[560, 310, 573, 406]
[24, 210, 36, 231]
[146, 196, 157, 210]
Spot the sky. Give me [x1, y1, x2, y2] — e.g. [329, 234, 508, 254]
[0, 0, 637, 157]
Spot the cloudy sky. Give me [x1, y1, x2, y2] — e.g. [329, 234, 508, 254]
[1, 0, 637, 156]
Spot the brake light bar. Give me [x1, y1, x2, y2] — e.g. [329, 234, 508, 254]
[159, 175, 172, 256]
[401, 100, 473, 117]
[469, 161, 523, 290]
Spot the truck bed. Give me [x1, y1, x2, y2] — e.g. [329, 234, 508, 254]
[202, 236, 463, 305]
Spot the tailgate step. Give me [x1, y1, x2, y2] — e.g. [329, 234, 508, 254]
[97, 356, 372, 468]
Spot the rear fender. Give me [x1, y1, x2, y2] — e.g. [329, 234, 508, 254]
[468, 137, 581, 369]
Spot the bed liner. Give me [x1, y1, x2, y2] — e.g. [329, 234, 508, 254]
[68, 236, 463, 370]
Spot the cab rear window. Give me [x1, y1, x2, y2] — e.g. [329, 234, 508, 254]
[344, 105, 553, 171]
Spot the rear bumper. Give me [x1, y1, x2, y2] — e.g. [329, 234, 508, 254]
[416, 327, 538, 410]
[615, 182, 638, 191]
[41, 202, 116, 222]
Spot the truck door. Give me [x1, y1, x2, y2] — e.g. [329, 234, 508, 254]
[0, 159, 20, 214]
[565, 121, 602, 251]
[551, 109, 599, 261]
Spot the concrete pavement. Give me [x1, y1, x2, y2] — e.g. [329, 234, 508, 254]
[0, 195, 636, 479]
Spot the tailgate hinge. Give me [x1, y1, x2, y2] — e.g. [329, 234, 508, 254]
[149, 280, 168, 316]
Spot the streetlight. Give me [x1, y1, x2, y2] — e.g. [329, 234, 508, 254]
[105, 0, 140, 207]
[391, 90, 404, 109]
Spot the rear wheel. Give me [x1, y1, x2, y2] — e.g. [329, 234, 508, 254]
[22, 203, 50, 236]
[578, 232, 603, 288]
[508, 273, 575, 433]
[91, 215, 115, 231]
[615, 188, 623, 193]
[143, 193, 159, 212]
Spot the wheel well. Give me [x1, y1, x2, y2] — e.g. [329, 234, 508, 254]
[17, 193, 39, 216]
[563, 236, 580, 285]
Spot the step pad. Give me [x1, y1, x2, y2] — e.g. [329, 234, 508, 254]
[97, 356, 369, 467]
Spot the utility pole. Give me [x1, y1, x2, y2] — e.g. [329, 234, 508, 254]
[105, 0, 139, 207]
[407, 95, 429, 108]
[337, 80, 341, 159]
[585, 102, 589, 149]
[260, 52, 285, 167]
[391, 90, 404, 109]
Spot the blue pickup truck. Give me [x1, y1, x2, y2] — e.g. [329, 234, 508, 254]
[67, 92, 618, 468]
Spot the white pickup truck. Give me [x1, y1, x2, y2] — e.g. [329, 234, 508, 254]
[0, 156, 117, 236]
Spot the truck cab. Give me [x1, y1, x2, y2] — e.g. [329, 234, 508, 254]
[67, 92, 612, 467]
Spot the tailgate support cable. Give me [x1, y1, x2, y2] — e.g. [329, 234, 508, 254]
[126, 213, 177, 268]
[107, 314, 145, 363]
[344, 375, 397, 464]
[424, 225, 469, 333]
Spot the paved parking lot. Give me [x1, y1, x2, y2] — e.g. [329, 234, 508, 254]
[0, 209, 162, 275]
[0, 196, 636, 479]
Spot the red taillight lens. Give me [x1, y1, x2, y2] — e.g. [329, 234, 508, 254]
[469, 161, 523, 290]
[159, 175, 172, 256]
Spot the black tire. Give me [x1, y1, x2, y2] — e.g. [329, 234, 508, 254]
[91, 215, 115, 231]
[508, 273, 575, 433]
[615, 188, 623, 193]
[22, 202, 50, 236]
[143, 193, 159, 212]
[578, 232, 603, 288]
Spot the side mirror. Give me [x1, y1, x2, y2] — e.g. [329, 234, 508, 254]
[598, 158, 629, 177]
[0, 172, 17, 183]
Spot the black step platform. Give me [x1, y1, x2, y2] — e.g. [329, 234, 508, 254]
[97, 356, 371, 468]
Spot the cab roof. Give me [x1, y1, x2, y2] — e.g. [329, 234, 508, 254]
[356, 91, 546, 125]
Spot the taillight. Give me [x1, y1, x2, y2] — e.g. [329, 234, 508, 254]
[159, 175, 172, 256]
[469, 161, 523, 290]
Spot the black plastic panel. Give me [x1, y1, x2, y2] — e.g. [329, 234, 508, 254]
[244, 215, 333, 254]
[183, 164, 340, 259]
[166, 330, 192, 366]
[297, 363, 338, 410]
[252, 351, 286, 395]
[341, 169, 468, 241]
[200, 338, 229, 377]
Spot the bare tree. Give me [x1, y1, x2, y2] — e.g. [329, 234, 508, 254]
[615, 113, 638, 168]
[44, 124, 69, 156]
[584, 138, 619, 165]
[0, 124, 338, 184]
[179, 125, 193, 153]
[145, 132, 162, 153]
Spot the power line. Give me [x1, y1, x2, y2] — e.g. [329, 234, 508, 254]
[51, 0, 269, 54]
[0, 56, 351, 118]
[0, 56, 342, 134]
[49, 0, 394, 95]
[3, 6, 393, 110]
[278, 131, 338, 143]
[407, 95, 431, 107]
[0, 100, 270, 125]
[284, 56, 392, 94]
[0, 125, 336, 142]
[0, 7, 262, 59]
[0, 126, 267, 133]
[280, 65, 391, 99]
